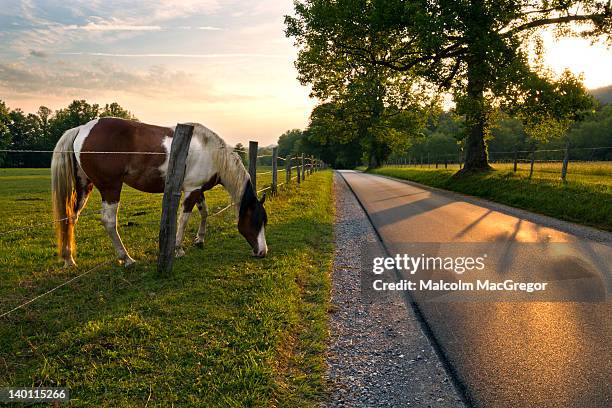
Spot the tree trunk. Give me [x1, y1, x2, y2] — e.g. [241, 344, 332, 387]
[368, 152, 379, 169]
[458, 56, 492, 174]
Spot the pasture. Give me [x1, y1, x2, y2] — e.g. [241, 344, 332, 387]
[369, 161, 612, 231]
[390, 161, 612, 186]
[0, 167, 333, 406]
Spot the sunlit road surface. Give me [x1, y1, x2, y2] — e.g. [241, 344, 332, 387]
[339, 170, 611, 408]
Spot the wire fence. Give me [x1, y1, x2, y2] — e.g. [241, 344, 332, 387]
[0, 141, 327, 319]
[384, 146, 612, 181]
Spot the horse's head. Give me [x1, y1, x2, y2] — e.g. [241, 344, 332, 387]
[238, 183, 268, 257]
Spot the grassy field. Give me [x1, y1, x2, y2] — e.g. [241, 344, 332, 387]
[393, 161, 612, 186]
[0, 167, 333, 407]
[369, 162, 611, 231]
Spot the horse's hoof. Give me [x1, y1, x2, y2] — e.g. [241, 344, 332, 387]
[63, 258, 77, 268]
[122, 257, 136, 268]
[175, 247, 186, 257]
[194, 240, 204, 249]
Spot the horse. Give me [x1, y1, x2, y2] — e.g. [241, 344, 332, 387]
[51, 117, 268, 268]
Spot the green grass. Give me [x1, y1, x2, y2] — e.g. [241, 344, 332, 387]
[0, 168, 333, 407]
[395, 161, 612, 186]
[368, 164, 611, 231]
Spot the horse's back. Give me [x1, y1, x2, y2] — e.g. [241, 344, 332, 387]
[77, 118, 173, 193]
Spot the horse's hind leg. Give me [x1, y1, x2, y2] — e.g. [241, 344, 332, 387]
[99, 187, 135, 267]
[62, 168, 93, 267]
[175, 190, 201, 257]
[194, 193, 208, 248]
[75, 167, 93, 221]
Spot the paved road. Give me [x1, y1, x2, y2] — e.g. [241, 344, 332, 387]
[339, 170, 611, 408]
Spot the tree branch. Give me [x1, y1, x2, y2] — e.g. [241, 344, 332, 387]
[502, 13, 607, 37]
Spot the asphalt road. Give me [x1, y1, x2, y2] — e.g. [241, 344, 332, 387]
[339, 170, 611, 408]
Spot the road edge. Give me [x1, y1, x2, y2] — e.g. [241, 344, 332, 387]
[336, 170, 475, 408]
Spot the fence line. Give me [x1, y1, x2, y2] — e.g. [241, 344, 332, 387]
[385, 145, 611, 180]
[0, 137, 327, 315]
[0, 260, 113, 319]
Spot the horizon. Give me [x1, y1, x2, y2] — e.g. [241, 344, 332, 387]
[1, 1, 611, 147]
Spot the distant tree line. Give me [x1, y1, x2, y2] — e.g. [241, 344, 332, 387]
[0, 99, 136, 167]
[277, 103, 612, 169]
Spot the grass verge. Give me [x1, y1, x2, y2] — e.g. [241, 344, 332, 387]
[0, 168, 334, 407]
[368, 167, 611, 231]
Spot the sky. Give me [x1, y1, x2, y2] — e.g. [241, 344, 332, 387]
[0, 1, 611, 146]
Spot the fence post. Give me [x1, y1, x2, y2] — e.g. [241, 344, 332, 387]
[445, 158, 448, 169]
[301, 153, 306, 181]
[296, 156, 301, 184]
[286, 156, 291, 184]
[513, 146, 518, 172]
[561, 140, 570, 181]
[272, 147, 278, 194]
[529, 148, 535, 179]
[157, 124, 194, 276]
[248, 141, 258, 191]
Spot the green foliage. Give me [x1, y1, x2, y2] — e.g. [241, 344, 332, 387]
[233, 143, 247, 165]
[0, 99, 137, 168]
[277, 129, 304, 159]
[501, 70, 597, 142]
[100, 102, 137, 120]
[286, 0, 612, 171]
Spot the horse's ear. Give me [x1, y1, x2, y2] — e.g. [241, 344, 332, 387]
[260, 192, 266, 205]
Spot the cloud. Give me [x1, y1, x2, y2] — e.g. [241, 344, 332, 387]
[4, 1, 224, 54]
[64, 22, 162, 31]
[29, 49, 48, 58]
[58, 52, 287, 59]
[0, 60, 262, 103]
[0, 61, 191, 96]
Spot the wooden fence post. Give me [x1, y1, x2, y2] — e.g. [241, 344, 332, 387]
[157, 124, 194, 276]
[249, 141, 258, 191]
[301, 153, 306, 182]
[272, 147, 278, 194]
[529, 148, 535, 179]
[296, 157, 301, 184]
[286, 156, 291, 184]
[513, 146, 518, 172]
[561, 140, 570, 181]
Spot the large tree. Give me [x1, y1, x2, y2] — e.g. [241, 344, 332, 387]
[286, 0, 611, 172]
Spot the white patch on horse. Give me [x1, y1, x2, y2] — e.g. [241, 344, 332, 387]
[73, 119, 99, 167]
[256, 227, 268, 256]
[158, 128, 218, 192]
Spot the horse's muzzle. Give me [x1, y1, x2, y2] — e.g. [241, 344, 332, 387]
[253, 248, 267, 258]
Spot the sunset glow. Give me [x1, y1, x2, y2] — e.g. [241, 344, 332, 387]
[0, 1, 610, 146]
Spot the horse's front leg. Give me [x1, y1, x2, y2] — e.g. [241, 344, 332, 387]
[100, 189, 135, 267]
[194, 194, 208, 248]
[175, 190, 200, 257]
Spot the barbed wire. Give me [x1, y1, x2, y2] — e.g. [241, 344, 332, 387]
[0, 260, 113, 319]
[0, 208, 101, 237]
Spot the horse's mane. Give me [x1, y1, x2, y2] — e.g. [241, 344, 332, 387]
[186, 123, 249, 204]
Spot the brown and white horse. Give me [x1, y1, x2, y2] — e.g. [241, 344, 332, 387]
[51, 117, 267, 267]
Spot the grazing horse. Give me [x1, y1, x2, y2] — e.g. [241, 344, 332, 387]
[51, 117, 267, 267]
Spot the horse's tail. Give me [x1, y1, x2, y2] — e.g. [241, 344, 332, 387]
[51, 127, 80, 265]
